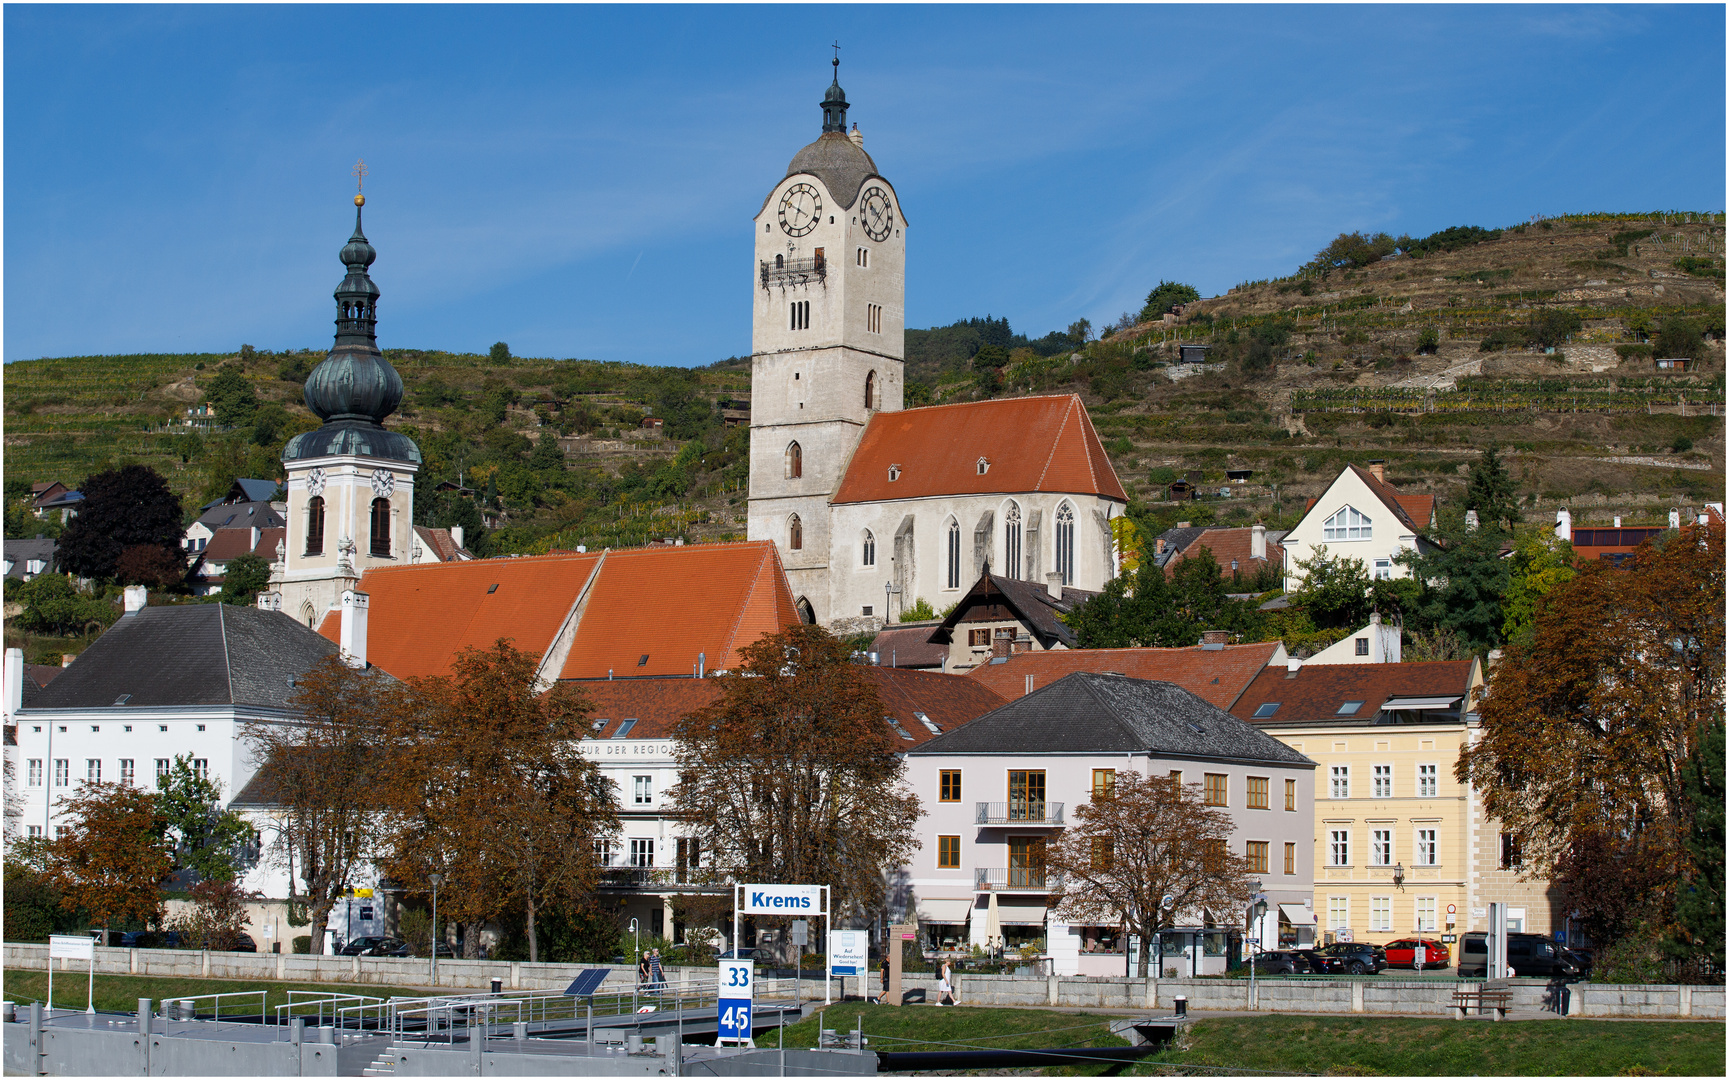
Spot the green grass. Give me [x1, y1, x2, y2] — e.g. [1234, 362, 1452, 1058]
[1, 969, 423, 1015]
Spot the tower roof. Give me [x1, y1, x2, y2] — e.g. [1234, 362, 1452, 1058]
[781, 57, 881, 211]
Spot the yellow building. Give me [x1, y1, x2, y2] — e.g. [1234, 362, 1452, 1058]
[1231, 656, 1558, 950]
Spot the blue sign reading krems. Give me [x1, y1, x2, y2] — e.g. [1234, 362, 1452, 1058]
[740, 883, 823, 913]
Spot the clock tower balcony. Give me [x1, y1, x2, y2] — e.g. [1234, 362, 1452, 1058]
[760, 252, 827, 290]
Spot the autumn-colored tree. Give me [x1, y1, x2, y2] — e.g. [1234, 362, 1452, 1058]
[1458, 519, 1724, 945]
[245, 655, 398, 951]
[114, 544, 186, 590]
[166, 878, 261, 950]
[669, 624, 920, 918]
[48, 783, 174, 941]
[1045, 772, 1256, 975]
[379, 640, 617, 962]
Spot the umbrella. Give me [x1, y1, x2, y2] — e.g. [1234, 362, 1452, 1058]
[984, 893, 1003, 954]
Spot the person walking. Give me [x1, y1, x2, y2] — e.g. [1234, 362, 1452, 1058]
[648, 948, 666, 993]
[875, 961, 890, 1005]
[637, 950, 651, 990]
[938, 959, 956, 1007]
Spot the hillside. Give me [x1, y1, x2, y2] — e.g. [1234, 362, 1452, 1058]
[4, 212, 1723, 565]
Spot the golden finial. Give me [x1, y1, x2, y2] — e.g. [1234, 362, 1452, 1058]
[353, 158, 367, 206]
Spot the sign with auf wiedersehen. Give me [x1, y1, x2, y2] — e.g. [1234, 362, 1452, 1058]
[829, 930, 867, 976]
[740, 883, 823, 914]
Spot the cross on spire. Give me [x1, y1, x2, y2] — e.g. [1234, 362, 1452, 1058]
[353, 158, 368, 193]
[832, 41, 840, 65]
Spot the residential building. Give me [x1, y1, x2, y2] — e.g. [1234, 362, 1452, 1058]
[924, 571, 1097, 672]
[864, 621, 948, 670]
[905, 672, 1316, 976]
[1280, 462, 1437, 592]
[1299, 613, 1401, 665]
[745, 65, 1128, 627]
[30, 484, 83, 523]
[1228, 658, 1560, 947]
[1154, 523, 1286, 584]
[964, 640, 1286, 708]
[187, 527, 286, 596]
[4, 538, 57, 581]
[183, 501, 287, 557]
[408, 525, 473, 564]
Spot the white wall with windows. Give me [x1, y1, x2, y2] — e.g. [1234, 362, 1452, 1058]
[1280, 466, 1426, 593]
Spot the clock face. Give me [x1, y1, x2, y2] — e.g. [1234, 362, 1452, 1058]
[860, 186, 894, 242]
[778, 183, 822, 237]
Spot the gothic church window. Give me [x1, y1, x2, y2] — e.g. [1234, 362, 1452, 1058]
[786, 442, 803, 479]
[790, 300, 811, 330]
[946, 518, 962, 589]
[864, 371, 876, 410]
[1003, 501, 1022, 580]
[306, 496, 325, 556]
[370, 498, 391, 557]
[788, 514, 803, 551]
[862, 529, 876, 567]
[1056, 502, 1075, 586]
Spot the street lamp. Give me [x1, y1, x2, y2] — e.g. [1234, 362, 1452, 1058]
[630, 917, 641, 971]
[428, 873, 443, 986]
[883, 580, 900, 622]
[1392, 862, 1405, 889]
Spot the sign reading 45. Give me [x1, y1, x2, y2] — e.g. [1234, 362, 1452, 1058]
[717, 959, 754, 1042]
[717, 1000, 753, 1040]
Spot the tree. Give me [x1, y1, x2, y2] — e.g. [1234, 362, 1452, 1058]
[669, 625, 920, 918]
[217, 554, 272, 605]
[4, 841, 73, 942]
[1139, 281, 1201, 322]
[530, 431, 565, 473]
[1500, 532, 1576, 647]
[1670, 717, 1723, 967]
[251, 403, 291, 447]
[1304, 231, 1398, 273]
[899, 598, 937, 622]
[165, 878, 261, 950]
[1464, 444, 1520, 533]
[972, 344, 1010, 371]
[1396, 508, 1510, 654]
[1045, 772, 1255, 976]
[1288, 548, 1372, 630]
[380, 641, 618, 961]
[202, 364, 259, 428]
[115, 544, 186, 590]
[1458, 519, 1724, 946]
[48, 783, 174, 940]
[245, 656, 397, 952]
[58, 465, 185, 581]
[489, 342, 512, 365]
[11, 574, 116, 636]
[1653, 317, 1708, 364]
[155, 754, 254, 883]
[1529, 310, 1583, 350]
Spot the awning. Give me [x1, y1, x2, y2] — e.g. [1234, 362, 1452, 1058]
[917, 898, 975, 924]
[1279, 904, 1317, 926]
[997, 898, 1048, 925]
[1380, 695, 1462, 711]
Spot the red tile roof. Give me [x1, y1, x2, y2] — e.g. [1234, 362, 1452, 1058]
[865, 666, 1007, 748]
[1228, 660, 1478, 727]
[1165, 527, 1282, 577]
[200, 526, 286, 563]
[832, 395, 1127, 504]
[963, 641, 1282, 710]
[557, 542, 800, 679]
[576, 679, 721, 740]
[870, 622, 948, 668]
[321, 541, 802, 683]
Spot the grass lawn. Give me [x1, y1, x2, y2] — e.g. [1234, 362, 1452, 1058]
[1, 970, 421, 1017]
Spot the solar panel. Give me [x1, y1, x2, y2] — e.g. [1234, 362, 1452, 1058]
[564, 969, 611, 998]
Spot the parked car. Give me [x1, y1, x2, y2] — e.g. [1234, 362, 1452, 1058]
[338, 936, 393, 956]
[716, 947, 757, 961]
[227, 933, 258, 953]
[1315, 941, 1388, 975]
[1383, 938, 1450, 968]
[1457, 932, 1583, 977]
[379, 939, 453, 958]
[1250, 950, 1314, 975]
[115, 930, 160, 948]
[1562, 948, 1594, 977]
[1290, 949, 1339, 974]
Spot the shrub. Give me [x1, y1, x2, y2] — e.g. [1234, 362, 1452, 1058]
[1478, 327, 1530, 352]
[1416, 328, 1440, 354]
[1671, 435, 1694, 453]
[292, 935, 312, 954]
[1616, 343, 1655, 361]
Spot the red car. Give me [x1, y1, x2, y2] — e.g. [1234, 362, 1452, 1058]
[1383, 938, 1450, 968]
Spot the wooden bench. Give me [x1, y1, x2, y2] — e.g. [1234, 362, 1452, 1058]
[1452, 981, 1513, 1020]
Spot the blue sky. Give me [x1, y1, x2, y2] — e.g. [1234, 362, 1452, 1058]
[6, 4, 1723, 367]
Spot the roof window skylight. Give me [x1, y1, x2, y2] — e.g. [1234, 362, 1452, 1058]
[1252, 702, 1280, 718]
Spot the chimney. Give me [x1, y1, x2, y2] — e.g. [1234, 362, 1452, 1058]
[4, 648, 23, 720]
[1286, 657, 1303, 676]
[123, 585, 147, 616]
[450, 525, 464, 551]
[250, 526, 261, 552]
[848, 122, 864, 149]
[992, 635, 1012, 659]
[1612, 515, 1621, 528]
[1464, 510, 1479, 531]
[1155, 538, 1166, 556]
[1045, 572, 1063, 599]
[1024, 674, 1034, 697]
[698, 652, 706, 678]
[339, 590, 369, 669]
[1555, 507, 1571, 541]
[1251, 523, 1266, 561]
[1200, 630, 1228, 648]
[1176, 521, 1191, 529]
[62, 654, 75, 667]
[1367, 460, 1386, 483]
[1669, 508, 1681, 530]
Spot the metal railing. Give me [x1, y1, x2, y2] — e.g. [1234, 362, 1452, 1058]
[274, 991, 388, 1029]
[159, 990, 268, 1023]
[975, 867, 1063, 891]
[759, 256, 826, 289]
[975, 801, 1065, 825]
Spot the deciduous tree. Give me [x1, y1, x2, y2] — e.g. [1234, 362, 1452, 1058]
[155, 754, 254, 883]
[217, 554, 273, 606]
[166, 878, 261, 950]
[1458, 519, 1724, 945]
[48, 783, 174, 940]
[58, 465, 185, 581]
[669, 625, 920, 918]
[11, 574, 115, 637]
[1670, 717, 1723, 967]
[115, 544, 186, 590]
[1045, 772, 1255, 975]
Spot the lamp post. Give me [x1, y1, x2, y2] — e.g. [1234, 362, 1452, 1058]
[1248, 897, 1268, 1007]
[883, 580, 900, 624]
[428, 873, 443, 986]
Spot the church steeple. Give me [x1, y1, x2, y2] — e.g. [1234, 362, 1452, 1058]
[821, 56, 849, 133]
[332, 195, 380, 352]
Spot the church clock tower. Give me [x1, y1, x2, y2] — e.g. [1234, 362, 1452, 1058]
[747, 59, 905, 624]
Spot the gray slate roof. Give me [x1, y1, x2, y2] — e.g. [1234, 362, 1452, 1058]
[931, 573, 1097, 650]
[196, 501, 286, 532]
[774, 132, 883, 211]
[26, 604, 340, 712]
[907, 671, 1314, 768]
[4, 538, 58, 579]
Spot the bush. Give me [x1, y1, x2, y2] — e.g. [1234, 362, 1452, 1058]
[1616, 343, 1655, 361]
[1479, 327, 1530, 353]
[1417, 328, 1440, 355]
[292, 935, 312, 954]
[1671, 436, 1694, 453]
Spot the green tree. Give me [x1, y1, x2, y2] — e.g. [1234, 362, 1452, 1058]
[11, 574, 116, 636]
[1397, 508, 1510, 654]
[1529, 310, 1583, 350]
[1288, 548, 1372, 630]
[1653, 317, 1708, 364]
[530, 431, 565, 473]
[251, 402, 290, 446]
[1139, 281, 1201, 322]
[1416, 327, 1440, 354]
[1670, 718, 1724, 968]
[1501, 532, 1576, 647]
[217, 554, 272, 606]
[1305, 231, 1398, 273]
[1465, 443, 1519, 533]
[202, 364, 259, 428]
[972, 344, 1010, 370]
[58, 465, 185, 581]
[1069, 550, 1262, 649]
[489, 342, 512, 365]
[155, 755, 254, 882]
[899, 597, 937, 622]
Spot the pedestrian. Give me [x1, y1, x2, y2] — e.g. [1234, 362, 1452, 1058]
[637, 950, 651, 989]
[938, 959, 956, 1007]
[648, 948, 666, 993]
[875, 961, 890, 1005]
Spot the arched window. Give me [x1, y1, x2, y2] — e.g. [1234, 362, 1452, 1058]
[946, 518, 962, 589]
[864, 371, 876, 411]
[1055, 502, 1075, 586]
[305, 496, 325, 556]
[786, 442, 803, 479]
[1003, 501, 1022, 580]
[862, 529, 876, 567]
[788, 514, 803, 551]
[370, 498, 391, 557]
[1322, 506, 1373, 541]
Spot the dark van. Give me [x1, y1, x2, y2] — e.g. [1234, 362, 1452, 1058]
[1457, 931, 1583, 977]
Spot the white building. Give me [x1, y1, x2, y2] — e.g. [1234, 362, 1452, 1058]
[903, 672, 1316, 977]
[1280, 462, 1436, 592]
[746, 64, 1127, 626]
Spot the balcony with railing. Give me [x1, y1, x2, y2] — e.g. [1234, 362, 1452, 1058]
[975, 867, 1063, 892]
[596, 866, 727, 892]
[760, 254, 827, 290]
[975, 801, 1065, 826]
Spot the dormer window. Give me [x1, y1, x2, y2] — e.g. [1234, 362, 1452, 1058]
[888, 464, 901, 482]
[977, 457, 990, 475]
[1323, 506, 1373, 541]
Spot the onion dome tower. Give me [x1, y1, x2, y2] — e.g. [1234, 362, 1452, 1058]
[268, 178, 422, 630]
